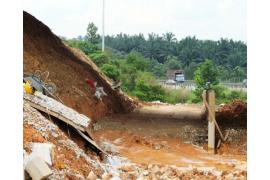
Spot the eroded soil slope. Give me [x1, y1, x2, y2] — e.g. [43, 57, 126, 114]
[23, 11, 136, 122]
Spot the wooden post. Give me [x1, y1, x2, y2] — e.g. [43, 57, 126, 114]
[203, 90, 216, 154]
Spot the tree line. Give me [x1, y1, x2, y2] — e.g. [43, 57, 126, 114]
[105, 33, 246, 81]
[62, 22, 247, 82]
[61, 22, 247, 103]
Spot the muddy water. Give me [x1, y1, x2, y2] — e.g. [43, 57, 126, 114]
[93, 113, 246, 173]
[94, 130, 246, 172]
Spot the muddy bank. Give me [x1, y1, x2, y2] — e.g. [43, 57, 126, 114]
[216, 100, 247, 127]
[133, 104, 206, 121]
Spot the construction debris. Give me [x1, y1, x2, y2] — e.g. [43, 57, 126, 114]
[23, 70, 57, 96]
[25, 156, 52, 180]
[95, 87, 107, 100]
[87, 171, 98, 180]
[26, 143, 54, 166]
[24, 103, 105, 178]
[23, 92, 105, 155]
[112, 81, 122, 90]
[23, 92, 90, 131]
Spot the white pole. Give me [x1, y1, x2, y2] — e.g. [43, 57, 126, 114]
[102, 0, 105, 51]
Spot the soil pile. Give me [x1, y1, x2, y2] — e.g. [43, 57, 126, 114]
[23, 11, 136, 122]
[216, 100, 247, 127]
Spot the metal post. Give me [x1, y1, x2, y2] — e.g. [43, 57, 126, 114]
[102, 0, 105, 52]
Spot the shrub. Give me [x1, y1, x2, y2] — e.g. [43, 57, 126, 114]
[89, 51, 110, 67]
[164, 88, 192, 104]
[101, 64, 120, 81]
[65, 39, 98, 54]
[213, 85, 247, 104]
[132, 80, 165, 102]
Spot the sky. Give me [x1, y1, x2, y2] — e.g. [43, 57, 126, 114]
[24, 0, 246, 41]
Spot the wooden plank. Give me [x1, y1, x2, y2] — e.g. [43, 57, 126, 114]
[77, 129, 106, 155]
[24, 93, 106, 155]
[23, 93, 90, 128]
[25, 99, 85, 132]
[25, 100, 106, 155]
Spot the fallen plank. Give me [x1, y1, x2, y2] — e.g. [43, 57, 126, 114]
[25, 156, 52, 180]
[23, 92, 90, 132]
[76, 129, 106, 155]
[23, 92, 106, 155]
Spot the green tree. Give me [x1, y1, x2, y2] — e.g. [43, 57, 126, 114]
[126, 52, 149, 71]
[152, 63, 166, 77]
[86, 22, 100, 44]
[165, 56, 182, 70]
[194, 59, 219, 90]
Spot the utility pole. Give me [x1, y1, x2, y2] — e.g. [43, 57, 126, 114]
[102, 0, 105, 52]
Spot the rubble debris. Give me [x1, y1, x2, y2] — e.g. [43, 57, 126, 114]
[87, 171, 98, 180]
[25, 156, 52, 180]
[23, 71, 57, 96]
[112, 81, 122, 90]
[24, 143, 54, 167]
[23, 93, 105, 154]
[95, 87, 107, 100]
[24, 103, 105, 178]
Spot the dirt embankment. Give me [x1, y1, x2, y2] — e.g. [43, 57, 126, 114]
[23, 11, 136, 122]
[216, 100, 247, 127]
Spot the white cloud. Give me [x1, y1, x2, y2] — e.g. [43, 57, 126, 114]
[24, 0, 246, 41]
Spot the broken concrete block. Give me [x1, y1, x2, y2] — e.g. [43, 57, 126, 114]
[25, 156, 52, 180]
[31, 143, 54, 166]
[24, 143, 54, 169]
[87, 171, 98, 180]
[101, 173, 113, 180]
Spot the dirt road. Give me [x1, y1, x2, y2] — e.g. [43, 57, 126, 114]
[92, 104, 247, 177]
